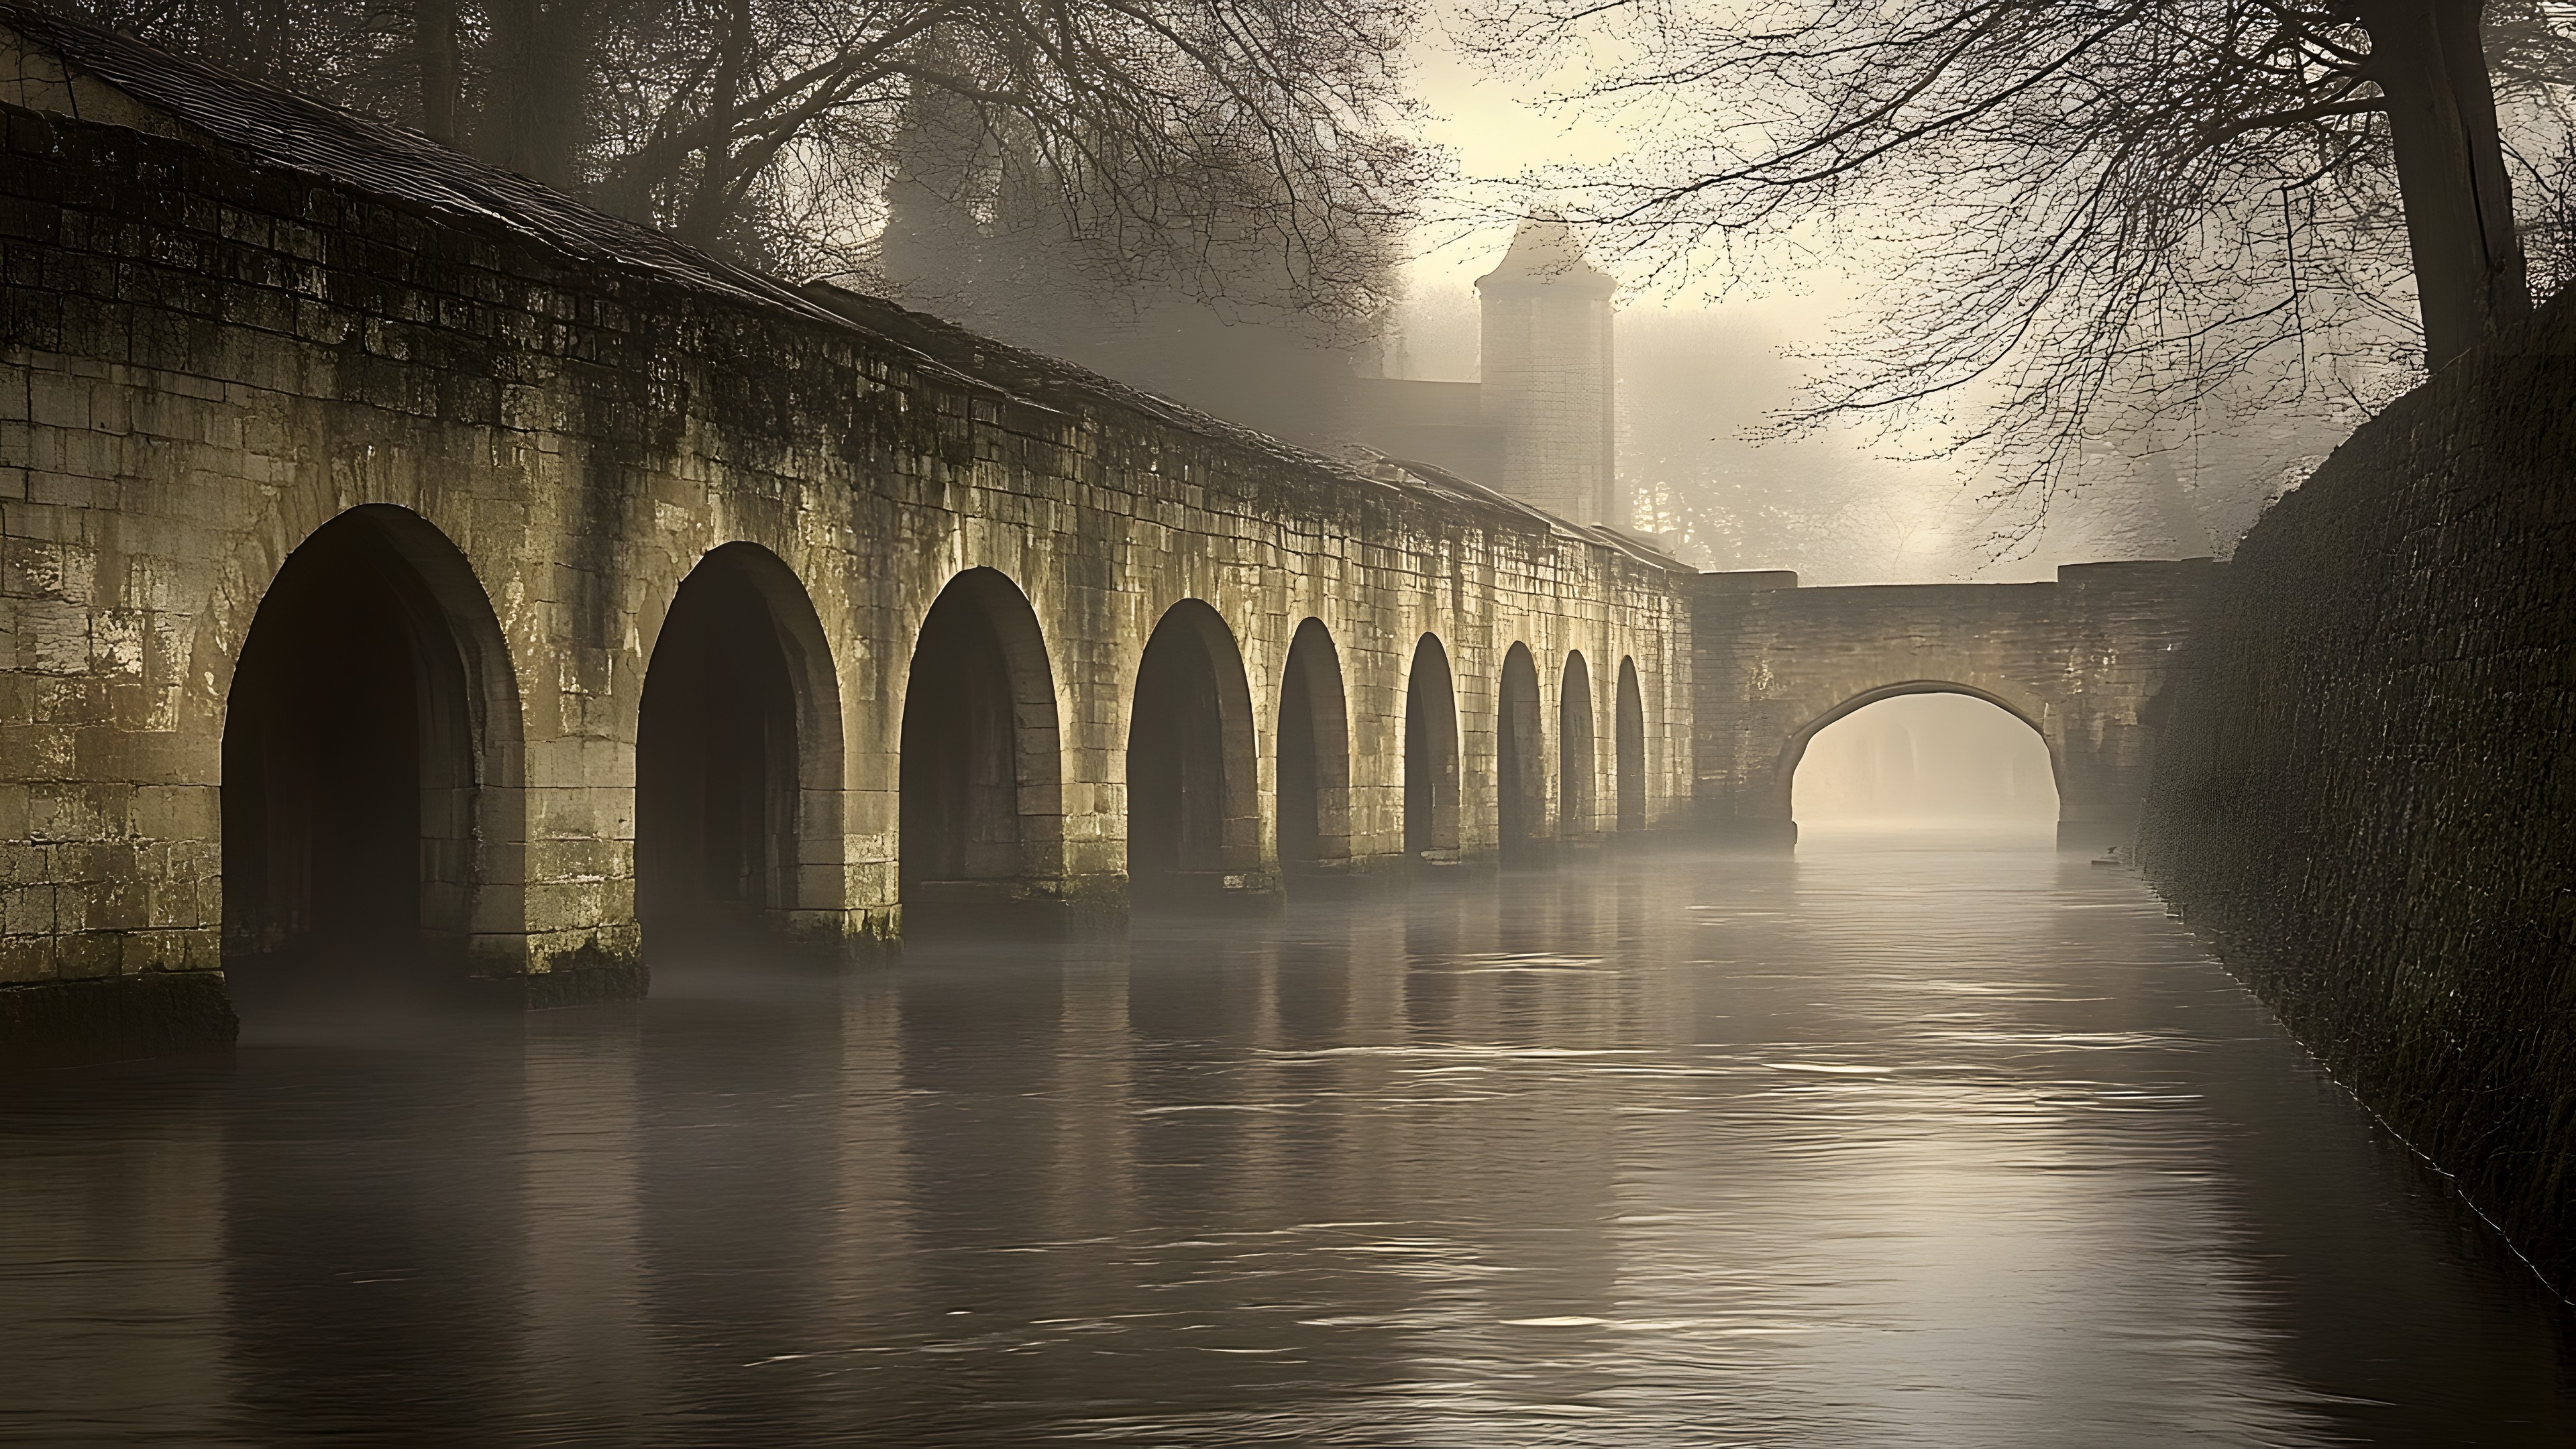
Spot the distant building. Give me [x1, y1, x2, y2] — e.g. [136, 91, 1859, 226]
[1356, 219, 1621, 527]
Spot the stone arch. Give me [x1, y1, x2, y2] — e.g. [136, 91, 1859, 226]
[898, 567, 1065, 930]
[1615, 657, 1645, 833]
[1560, 651, 1597, 840]
[219, 504, 526, 996]
[1775, 680, 2062, 823]
[1403, 633, 1462, 859]
[1497, 642, 1547, 858]
[1126, 598, 1261, 902]
[635, 542, 847, 955]
[1275, 617, 1352, 873]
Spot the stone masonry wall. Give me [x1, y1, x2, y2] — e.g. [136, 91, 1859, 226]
[2136, 302, 2576, 1287]
[0, 46, 1693, 1059]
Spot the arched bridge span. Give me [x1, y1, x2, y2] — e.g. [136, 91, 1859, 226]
[1691, 563, 2215, 849]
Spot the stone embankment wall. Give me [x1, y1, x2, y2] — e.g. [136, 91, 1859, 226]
[0, 11, 1693, 1061]
[2137, 303, 2576, 1287]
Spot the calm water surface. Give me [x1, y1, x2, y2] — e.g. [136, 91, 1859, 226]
[5, 832, 2571, 1446]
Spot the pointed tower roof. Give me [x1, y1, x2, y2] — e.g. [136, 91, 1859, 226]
[1474, 218, 1617, 299]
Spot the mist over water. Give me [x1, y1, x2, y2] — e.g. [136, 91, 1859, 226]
[1795, 692, 2059, 830]
[3, 837, 2568, 1446]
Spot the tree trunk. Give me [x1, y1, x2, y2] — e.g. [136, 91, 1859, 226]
[417, 0, 460, 146]
[677, 0, 755, 254]
[2359, 0, 2531, 366]
[483, 0, 594, 188]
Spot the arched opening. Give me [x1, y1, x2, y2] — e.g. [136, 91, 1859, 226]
[1615, 657, 1646, 833]
[1126, 600, 1259, 904]
[221, 506, 520, 1007]
[1497, 642, 1546, 859]
[1403, 633, 1461, 859]
[637, 544, 843, 957]
[1275, 619, 1352, 875]
[1560, 652, 1597, 840]
[1788, 688, 2059, 837]
[899, 568, 1063, 930]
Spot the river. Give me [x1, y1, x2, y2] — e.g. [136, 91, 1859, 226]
[3, 831, 2569, 1445]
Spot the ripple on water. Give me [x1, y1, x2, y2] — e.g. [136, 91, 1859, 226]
[0, 834, 2568, 1446]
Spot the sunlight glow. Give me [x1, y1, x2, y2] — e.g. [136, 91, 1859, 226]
[1792, 692, 2057, 828]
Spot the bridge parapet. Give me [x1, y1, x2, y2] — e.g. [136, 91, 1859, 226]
[1691, 559, 2217, 849]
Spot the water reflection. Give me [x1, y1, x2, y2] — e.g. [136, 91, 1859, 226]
[1, 835, 2569, 1446]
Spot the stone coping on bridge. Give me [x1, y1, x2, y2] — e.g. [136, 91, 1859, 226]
[1697, 558, 2217, 594]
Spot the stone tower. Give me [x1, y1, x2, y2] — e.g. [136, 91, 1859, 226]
[1475, 219, 1619, 526]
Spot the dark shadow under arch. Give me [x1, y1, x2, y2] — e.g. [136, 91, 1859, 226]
[1561, 651, 1597, 840]
[900, 568, 1065, 933]
[1276, 618, 1352, 875]
[1615, 657, 1645, 833]
[637, 543, 845, 959]
[1404, 634, 1461, 858]
[1127, 599, 1260, 905]
[1774, 680, 2061, 821]
[1497, 642, 1546, 859]
[221, 504, 524, 1008]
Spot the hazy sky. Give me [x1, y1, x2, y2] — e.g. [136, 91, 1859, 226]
[1387, 28, 2241, 585]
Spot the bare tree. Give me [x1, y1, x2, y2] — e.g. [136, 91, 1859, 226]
[50, 0, 1426, 322]
[1463, 0, 2576, 529]
[851, 3, 1425, 445]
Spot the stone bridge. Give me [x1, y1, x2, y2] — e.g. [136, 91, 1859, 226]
[0, 12, 1692, 1059]
[1690, 562, 2216, 849]
[0, 10, 2220, 1066]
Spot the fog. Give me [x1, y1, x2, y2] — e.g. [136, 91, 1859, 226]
[1791, 692, 2059, 828]
[1391, 27, 2347, 584]
[12, 3, 2575, 1442]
